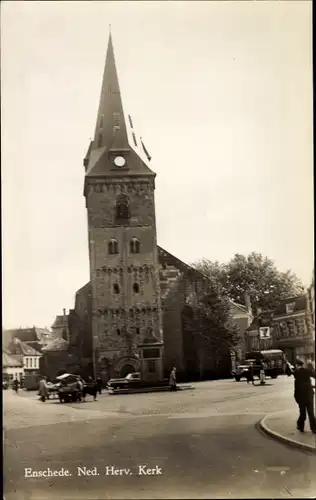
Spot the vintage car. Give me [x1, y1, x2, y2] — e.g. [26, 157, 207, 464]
[232, 349, 285, 381]
[107, 372, 141, 391]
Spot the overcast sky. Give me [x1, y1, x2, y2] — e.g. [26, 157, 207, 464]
[2, 1, 313, 329]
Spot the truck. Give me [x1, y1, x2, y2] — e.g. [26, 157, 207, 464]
[232, 349, 285, 382]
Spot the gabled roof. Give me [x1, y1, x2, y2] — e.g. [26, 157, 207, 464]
[10, 339, 41, 356]
[229, 300, 250, 314]
[3, 327, 52, 347]
[51, 315, 69, 329]
[273, 295, 307, 316]
[158, 246, 207, 281]
[42, 338, 69, 352]
[3, 350, 23, 368]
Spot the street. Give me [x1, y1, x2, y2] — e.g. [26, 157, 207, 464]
[4, 376, 316, 499]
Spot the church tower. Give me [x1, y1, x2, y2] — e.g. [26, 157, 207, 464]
[84, 33, 163, 379]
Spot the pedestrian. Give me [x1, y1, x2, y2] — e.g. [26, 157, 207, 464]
[76, 376, 84, 402]
[96, 377, 102, 395]
[169, 367, 177, 391]
[247, 362, 255, 385]
[39, 376, 48, 402]
[292, 358, 316, 434]
[12, 378, 19, 394]
[259, 360, 266, 385]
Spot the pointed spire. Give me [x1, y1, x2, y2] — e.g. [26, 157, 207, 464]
[93, 32, 129, 151]
[84, 31, 155, 179]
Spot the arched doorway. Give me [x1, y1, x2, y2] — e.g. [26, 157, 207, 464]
[120, 364, 135, 378]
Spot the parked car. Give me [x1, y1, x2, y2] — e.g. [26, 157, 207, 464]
[107, 372, 141, 391]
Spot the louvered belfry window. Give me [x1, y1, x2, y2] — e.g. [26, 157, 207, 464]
[116, 194, 130, 223]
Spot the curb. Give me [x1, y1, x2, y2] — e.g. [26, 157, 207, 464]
[109, 385, 195, 395]
[259, 415, 316, 454]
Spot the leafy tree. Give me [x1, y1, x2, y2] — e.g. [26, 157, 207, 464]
[184, 278, 240, 378]
[193, 252, 305, 313]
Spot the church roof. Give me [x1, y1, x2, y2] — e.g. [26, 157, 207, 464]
[85, 32, 154, 179]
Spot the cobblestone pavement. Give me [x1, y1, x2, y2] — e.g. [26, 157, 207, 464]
[4, 376, 316, 499]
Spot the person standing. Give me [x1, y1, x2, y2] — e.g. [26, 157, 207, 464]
[292, 359, 316, 433]
[169, 367, 177, 391]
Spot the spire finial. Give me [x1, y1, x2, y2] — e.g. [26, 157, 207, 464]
[109, 24, 111, 34]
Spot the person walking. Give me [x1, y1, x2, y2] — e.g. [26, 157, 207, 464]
[169, 367, 177, 391]
[291, 359, 316, 434]
[96, 377, 103, 395]
[246, 362, 255, 385]
[12, 378, 19, 394]
[39, 376, 48, 402]
[76, 376, 84, 402]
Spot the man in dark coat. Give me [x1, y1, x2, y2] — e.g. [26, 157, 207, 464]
[291, 359, 316, 433]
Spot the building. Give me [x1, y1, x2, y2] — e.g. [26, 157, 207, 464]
[48, 33, 252, 382]
[245, 295, 314, 364]
[8, 338, 41, 374]
[51, 309, 70, 340]
[3, 327, 54, 353]
[39, 338, 72, 381]
[2, 349, 24, 382]
[307, 274, 315, 334]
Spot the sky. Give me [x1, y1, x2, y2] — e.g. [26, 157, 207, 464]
[1, 1, 313, 329]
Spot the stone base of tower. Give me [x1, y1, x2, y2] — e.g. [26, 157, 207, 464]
[138, 340, 164, 383]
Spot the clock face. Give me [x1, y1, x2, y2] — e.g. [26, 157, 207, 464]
[114, 156, 126, 167]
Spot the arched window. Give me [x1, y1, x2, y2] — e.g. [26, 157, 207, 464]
[133, 283, 140, 294]
[116, 194, 130, 222]
[130, 237, 140, 254]
[113, 283, 120, 294]
[108, 239, 118, 255]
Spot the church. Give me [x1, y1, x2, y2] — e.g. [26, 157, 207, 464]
[49, 33, 251, 383]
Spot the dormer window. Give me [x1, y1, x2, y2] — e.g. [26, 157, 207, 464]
[108, 239, 119, 255]
[130, 237, 140, 254]
[286, 303, 295, 314]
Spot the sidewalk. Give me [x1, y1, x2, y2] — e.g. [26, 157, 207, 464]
[259, 409, 316, 453]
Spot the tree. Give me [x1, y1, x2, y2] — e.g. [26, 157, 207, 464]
[184, 279, 240, 379]
[193, 252, 305, 313]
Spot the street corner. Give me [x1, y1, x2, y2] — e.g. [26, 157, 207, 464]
[258, 410, 316, 454]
